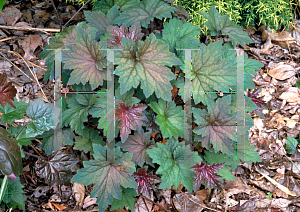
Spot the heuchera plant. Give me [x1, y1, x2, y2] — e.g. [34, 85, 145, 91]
[0, 0, 265, 211]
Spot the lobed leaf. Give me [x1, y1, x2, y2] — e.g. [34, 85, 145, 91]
[62, 27, 107, 90]
[115, 99, 147, 142]
[114, 33, 182, 102]
[147, 138, 202, 191]
[117, 130, 156, 167]
[149, 98, 184, 139]
[192, 96, 236, 155]
[113, 0, 177, 28]
[26, 98, 54, 138]
[199, 6, 253, 47]
[71, 145, 137, 212]
[35, 150, 79, 188]
[133, 166, 160, 197]
[191, 162, 225, 191]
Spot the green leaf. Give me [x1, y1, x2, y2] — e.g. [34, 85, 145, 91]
[113, 0, 177, 28]
[93, 0, 140, 14]
[117, 130, 156, 167]
[88, 93, 120, 137]
[192, 96, 236, 155]
[199, 6, 253, 47]
[217, 165, 236, 182]
[38, 125, 77, 154]
[285, 137, 298, 155]
[204, 150, 239, 171]
[0, 128, 22, 177]
[62, 27, 107, 90]
[147, 137, 202, 191]
[35, 150, 78, 187]
[39, 25, 77, 81]
[162, 17, 200, 55]
[0, 97, 27, 124]
[25, 98, 54, 138]
[74, 126, 105, 154]
[236, 137, 262, 164]
[62, 92, 97, 136]
[182, 40, 236, 105]
[0, 0, 5, 12]
[85, 5, 120, 38]
[7, 125, 33, 146]
[71, 145, 137, 212]
[110, 187, 137, 211]
[88, 83, 135, 138]
[0, 177, 26, 210]
[149, 98, 184, 139]
[115, 33, 182, 102]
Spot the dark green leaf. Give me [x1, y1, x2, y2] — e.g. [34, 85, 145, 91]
[199, 6, 253, 47]
[0, 97, 27, 125]
[74, 126, 104, 154]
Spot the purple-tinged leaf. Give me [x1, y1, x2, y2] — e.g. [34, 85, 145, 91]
[0, 73, 17, 109]
[71, 145, 137, 212]
[115, 100, 147, 142]
[191, 162, 225, 191]
[192, 96, 236, 155]
[133, 166, 160, 197]
[0, 128, 22, 178]
[62, 27, 107, 90]
[106, 22, 143, 48]
[35, 150, 78, 188]
[118, 130, 156, 167]
[247, 89, 266, 107]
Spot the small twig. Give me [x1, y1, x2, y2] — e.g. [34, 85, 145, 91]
[0, 48, 47, 71]
[139, 194, 171, 212]
[141, 195, 151, 212]
[62, 0, 92, 31]
[50, 0, 62, 31]
[30, 145, 43, 158]
[0, 49, 49, 102]
[23, 151, 40, 159]
[14, 122, 27, 141]
[179, 190, 221, 212]
[0, 51, 34, 83]
[0, 25, 60, 33]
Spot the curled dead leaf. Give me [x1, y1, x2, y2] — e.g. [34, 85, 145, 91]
[268, 62, 295, 80]
[279, 91, 299, 103]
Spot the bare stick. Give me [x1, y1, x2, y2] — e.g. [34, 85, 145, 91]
[179, 190, 222, 212]
[50, 0, 62, 31]
[0, 50, 49, 102]
[62, 0, 92, 30]
[139, 194, 171, 212]
[0, 25, 60, 33]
